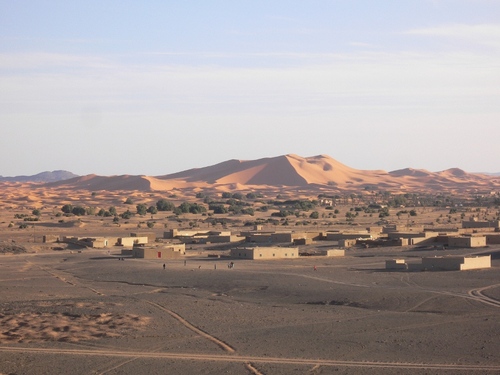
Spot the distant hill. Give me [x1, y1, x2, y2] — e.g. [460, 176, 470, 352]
[0, 170, 78, 183]
[41, 154, 500, 193]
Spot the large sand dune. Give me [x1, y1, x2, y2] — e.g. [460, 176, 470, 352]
[40, 154, 500, 193]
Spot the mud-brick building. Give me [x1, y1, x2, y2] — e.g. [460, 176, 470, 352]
[131, 243, 186, 259]
[230, 246, 299, 260]
[448, 235, 486, 248]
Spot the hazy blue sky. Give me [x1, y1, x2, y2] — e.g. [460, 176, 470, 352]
[1, 1, 499, 176]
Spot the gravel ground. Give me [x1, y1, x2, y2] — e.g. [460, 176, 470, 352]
[0, 248, 499, 374]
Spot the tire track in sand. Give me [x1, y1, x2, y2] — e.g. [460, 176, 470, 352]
[0, 346, 498, 372]
[245, 362, 265, 375]
[144, 300, 235, 353]
[26, 261, 105, 296]
[468, 284, 500, 308]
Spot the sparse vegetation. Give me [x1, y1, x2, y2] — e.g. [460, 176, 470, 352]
[121, 210, 133, 219]
[136, 204, 148, 216]
[156, 199, 175, 211]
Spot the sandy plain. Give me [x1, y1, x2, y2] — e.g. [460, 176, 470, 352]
[1, 244, 499, 374]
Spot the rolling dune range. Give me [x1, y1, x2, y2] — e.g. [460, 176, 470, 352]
[42, 154, 500, 194]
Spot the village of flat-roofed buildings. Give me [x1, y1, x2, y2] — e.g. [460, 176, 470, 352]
[41, 216, 499, 272]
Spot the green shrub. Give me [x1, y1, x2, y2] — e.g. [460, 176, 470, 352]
[136, 204, 148, 215]
[156, 199, 175, 211]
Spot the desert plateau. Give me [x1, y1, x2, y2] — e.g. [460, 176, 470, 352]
[0, 154, 499, 374]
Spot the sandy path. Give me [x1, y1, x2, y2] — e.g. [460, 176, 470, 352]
[95, 344, 166, 375]
[0, 346, 498, 372]
[468, 283, 500, 308]
[25, 260, 105, 296]
[144, 300, 236, 353]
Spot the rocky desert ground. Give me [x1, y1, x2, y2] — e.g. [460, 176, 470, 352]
[1, 245, 499, 374]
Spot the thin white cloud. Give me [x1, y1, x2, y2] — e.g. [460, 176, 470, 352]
[0, 52, 113, 70]
[1, 49, 499, 119]
[406, 24, 500, 47]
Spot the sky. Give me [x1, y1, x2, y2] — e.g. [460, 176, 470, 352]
[1, 0, 499, 176]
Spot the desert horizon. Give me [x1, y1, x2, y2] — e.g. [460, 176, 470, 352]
[3, 154, 500, 197]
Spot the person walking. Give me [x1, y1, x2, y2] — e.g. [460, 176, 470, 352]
[163, 263, 166, 270]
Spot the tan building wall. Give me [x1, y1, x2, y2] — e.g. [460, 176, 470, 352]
[207, 235, 241, 243]
[321, 249, 345, 257]
[448, 236, 486, 248]
[383, 225, 424, 233]
[293, 238, 312, 245]
[386, 259, 407, 270]
[339, 239, 357, 248]
[305, 232, 323, 241]
[421, 255, 490, 271]
[326, 232, 371, 241]
[88, 238, 108, 248]
[119, 236, 148, 248]
[43, 235, 59, 243]
[358, 238, 408, 247]
[319, 198, 333, 206]
[460, 255, 491, 270]
[388, 231, 438, 239]
[131, 232, 156, 243]
[132, 244, 185, 259]
[367, 226, 383, 234]
[246, 233, 272, 243]
[422, 256, 463, 270]
[230, 247, 299, 260]
[247, 231, 322, 244]
[178, 234, 241, 244]
[165, 229, 232, 239]
[385, 231, 437, 245]
[462, 220, 500, 229]
[271, 232, 294, 243]
[486, 234, 500, 244]
[398, 238, 410, 246]
[61, 236, 118, 248]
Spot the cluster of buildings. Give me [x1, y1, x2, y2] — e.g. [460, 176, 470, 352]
[43, 232, 186, 260]
[163, 229, 240, 244]
[41, 217, 497, 270]
[44, 232, 153, 248]
[327, 219, 500, 249]
[122, 219, 500, 252]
